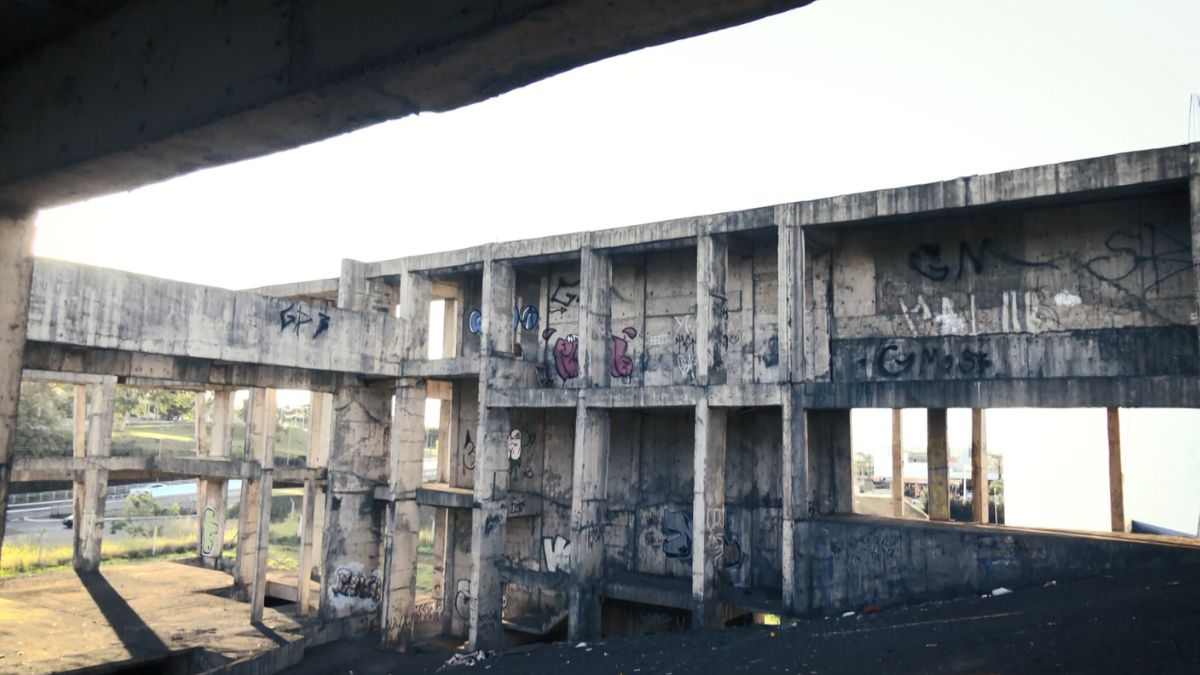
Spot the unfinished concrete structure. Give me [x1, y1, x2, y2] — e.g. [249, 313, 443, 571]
[5, 144, 1200, 662]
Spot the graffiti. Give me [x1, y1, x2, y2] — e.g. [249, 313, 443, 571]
[484, 512, 503, 535]
[661, 509, 693, 561]
[549, 277, 580, 315]
[610, 327, 639, 378]
[705, 507, 726, 563]
[471, 305, 540, 335]
[454, 579, 472, 620]
[672, 315, 696, 382]
[279, 301, 331, 340]
[647, 334, 670, 346]
[542, 535, 572, 573]
[999, 290, 1057, 333]
[675, 353, 696, 382]
[413, 592, 444, 623]
[760, 335, 779, 368]
[874, 342, 993, 378]
[908, 239, 1057, 282]
[329, 564, 382, 610]
[201, 506, 218, 556]
[1082, 223, 1194, 295]
[507, 499, 526, 517]
[505, 428, 535, 475]
[542, 328, 579, 381]
[462, 430, 476, 472]
[719, 532, 746, 570]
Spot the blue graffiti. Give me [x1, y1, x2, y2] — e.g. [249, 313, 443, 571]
[467, 305, 539, 335]
[468, 309, 483, 334]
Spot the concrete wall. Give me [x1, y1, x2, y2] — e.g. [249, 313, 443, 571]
[798, 516, 1200, 616]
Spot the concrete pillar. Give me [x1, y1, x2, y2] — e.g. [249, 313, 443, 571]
[300, 390, 332, 616]
[927, 408, 950, 522]
[1107, 407, 1125, 533]
[891, 409, 903, 518]
[971, 409, 987, 524]
[780, 387, 810, 615]
[72, 377, 116, 572]
[0, 208, 35, 567]
[199, 389, 234, 569]
[1190, 143, 1199, 374]
[236, 388, 276, 619]
[807, 409, 852, 516]
[579, 246, 612, 387]
[194, 393, 207, 453]
[567, 400, 610, 641]
[73, 385, 87, 457]
[692, 398, 727, 628]
[381, 269, 431, 647]
[778, 205, 808, 616]
[696, 232, 728, 386]
[469, 257, 515, 650]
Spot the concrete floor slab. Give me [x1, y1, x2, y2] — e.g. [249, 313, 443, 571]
[0, 561, 305, 674]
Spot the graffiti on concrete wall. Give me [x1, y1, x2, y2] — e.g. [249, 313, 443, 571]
[673, 315, 697, 382]
[611, 327, 639, 379]
[542, 535, 572, 573]
[659, 508, 744, 569]
[467, 305, 540, 335]
[908, 239, 1057, 283]
[542, 328, 579, 382]
[873, 341, 993, 379]
[201, 506, 218, 557]
[328, 562, 382, 612]
[549, 277, 580, 315]
[278, 301, 331, 340]
[461, 430, 476, 473]
[454, 579, 472, 620]
[506, 428, 536, 479]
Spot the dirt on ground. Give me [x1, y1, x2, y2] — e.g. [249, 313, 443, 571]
[284, 560, 1200, 674]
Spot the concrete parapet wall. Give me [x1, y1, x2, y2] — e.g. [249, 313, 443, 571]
[798, 516, 1200, 616]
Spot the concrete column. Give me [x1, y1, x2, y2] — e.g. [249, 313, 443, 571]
[382, 269, 432, 646]
[891, 409, 903, 517]
[199, 389, 234, 569]
[236, 388, 276, 611]
[469, 257, 515, 650]
[1107, 407, 1125, 533]
[567, 399, 609, 641]
[692, 398, 727, 628]
[73, 385, 87, 457]
[807, 409, 852, 516]
[971, 409, 987, 524]
[1190, 143, 1199, 371]
[194, 393, 208, 453]
[579, 246, 612, 387]
[72, 377, 116, 572]
[780, 386, 810, 615]
[0, 208, 35, 566]
[927, 408, 950, 522]
[696, 232, 728, 386]
[300, 390, 332, 616]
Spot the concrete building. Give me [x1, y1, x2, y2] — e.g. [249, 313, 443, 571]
[5, 143, 1200, 658]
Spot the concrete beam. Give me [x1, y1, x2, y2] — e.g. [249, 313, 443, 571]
[691, 398, 727, 628]
[567, 400, 609, 641]
[0, 208, 34, 568]
[25, 259, 400, 378]
[0, 1, 811, 209]
[72, 376, 115, 572]
[927, 408, 949, 522]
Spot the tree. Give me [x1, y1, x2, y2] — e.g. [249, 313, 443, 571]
[15, 382, 73, 457]
[110, 492, 180, 536]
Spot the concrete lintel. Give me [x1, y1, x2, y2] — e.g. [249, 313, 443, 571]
[245, 278, 340, 300]
[9, 455, 263, 483]
[401, 356, 481, 379]
[801, 376, 1200, 409]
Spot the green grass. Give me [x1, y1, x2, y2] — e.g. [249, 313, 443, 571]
[112, 421, 312, 459]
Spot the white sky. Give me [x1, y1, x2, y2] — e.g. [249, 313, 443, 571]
[31, 0, 1200, 534]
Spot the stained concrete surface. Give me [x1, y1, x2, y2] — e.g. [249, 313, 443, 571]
[0, 560, 305, 674]
[283, 560, 1200, 674]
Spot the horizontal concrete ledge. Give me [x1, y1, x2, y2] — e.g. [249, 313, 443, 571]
[801, 375, 1200, 409]
[10, 455, 326, 484]
[406, 483, 542, 518]
[403, 356, 481, 379]
[244, 278, 340, 301]
[489, 384, 783, 409]
[365, 144, 1193, 276]
[602, 571, 692, 611]
[499, 564, 569, 592]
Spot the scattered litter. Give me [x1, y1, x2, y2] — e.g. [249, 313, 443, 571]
[841, 611, 855, 618]
[992, 587, 1013, 596]
[575, 642, 588, 649]
[1166, 580, 1181, 587]
[769, 631, 776, 638]
[926, 643, 937, 648]
[863, 604, 881, 614]
[1043, 580, 1057, 587]
[438, 650, 493, 671]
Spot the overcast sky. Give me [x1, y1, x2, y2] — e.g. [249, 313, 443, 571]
[31, 0, 1200, 534]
